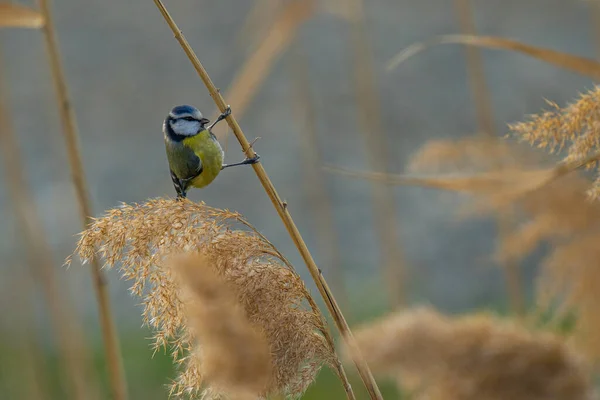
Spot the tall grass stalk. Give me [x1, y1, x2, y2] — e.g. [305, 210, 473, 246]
[288, 40, 348, 310]
[342, 0, 407, 308]
[151, 1, 382, 398]
[236, 0, 283, 52]
[453, 0, 524, 316]
[0, 47, 95, 400]
[36, 0, 127, 398]
[210, 0, 314, 145]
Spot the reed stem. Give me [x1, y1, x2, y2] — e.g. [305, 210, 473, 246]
[288, 40, 348, 310]
[453, 0, 525, 316]
[152, 1, 383, 398]
[0, 47, 94, 400]
[343, 0, 407, 308]
[36, 0, 127, 398]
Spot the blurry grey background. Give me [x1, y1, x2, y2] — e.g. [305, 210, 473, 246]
[0, 0, 595, 335]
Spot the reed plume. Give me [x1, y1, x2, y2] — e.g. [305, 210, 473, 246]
[407, 137, 600, 362]
[70, 198, 339, 398]
[169, 253, 272, 399]
[347, 307, 595, 400]
[509, 86, 600, 198]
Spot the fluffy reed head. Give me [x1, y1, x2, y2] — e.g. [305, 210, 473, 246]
[169, 253, 272, 399]
[509, 86, 600, 198]
[70, 198, 336, 398]
[347, 308, 595, 400]
[407, 136, 600, 361]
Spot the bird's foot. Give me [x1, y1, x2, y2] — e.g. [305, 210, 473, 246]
[221, 105, 232, 118]
[245, 153, 260, 164]
[208, 105, 232, 131]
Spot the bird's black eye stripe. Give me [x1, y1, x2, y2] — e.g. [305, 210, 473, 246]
[182, 116, 196, 121]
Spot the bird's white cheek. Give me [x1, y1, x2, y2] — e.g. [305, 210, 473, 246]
[171, 120, 201, 136]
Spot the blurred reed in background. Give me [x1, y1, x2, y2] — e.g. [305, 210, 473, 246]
[4, 0, 600, 399]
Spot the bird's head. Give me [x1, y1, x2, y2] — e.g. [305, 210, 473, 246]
[164, 105, 210, 140]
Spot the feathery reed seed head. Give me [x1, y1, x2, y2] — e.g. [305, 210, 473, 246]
[348, 308, 595, 400]
[70, 198, 335, 398]
[169, 253, 272, 398]
[407, 135, 600, 363]
[509, 86, 600, 198]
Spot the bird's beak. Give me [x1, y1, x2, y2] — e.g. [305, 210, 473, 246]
[200, 118, 210, 125]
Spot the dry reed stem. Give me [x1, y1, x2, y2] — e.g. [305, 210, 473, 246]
[453, 0, 495, 136]
[325, 137, 600, 209]
[170, 254, 272, 399]
[347, 308, 596, 400]
[0, 48, 95, 400]
[453, 0, 524, 316]
[36, 0, 127, 398]
[151, 1, 381, 399]
[386, 34, 600, 80]
[235, 0, 283, 53]
[72, 199, 342, 398]
[341, 0, 407, 308]
[210, 0, 315, 144]
[288, 40, 348, 310]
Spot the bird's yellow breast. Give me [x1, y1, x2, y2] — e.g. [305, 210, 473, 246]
[182, 130, 224, 189]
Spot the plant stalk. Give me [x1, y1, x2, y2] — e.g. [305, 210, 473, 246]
[288, 40, 348, 310]
[453, 0, 525, 316]
[36, 0, 128, 398]
[152, 1, 383, 399]
[343, 0, 407, 308]
[0, 47, 94, 400]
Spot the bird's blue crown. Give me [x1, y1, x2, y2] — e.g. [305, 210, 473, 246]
[170, 105, 198, 116]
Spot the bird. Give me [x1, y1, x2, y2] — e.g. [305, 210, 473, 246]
[163, 104, 259, 199]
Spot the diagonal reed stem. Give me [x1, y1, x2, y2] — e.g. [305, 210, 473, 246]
[0, 47, 95, 400]
[36, 0, 128, 398]
[453, 0, 525, 317]
[151, 1, 383, 399]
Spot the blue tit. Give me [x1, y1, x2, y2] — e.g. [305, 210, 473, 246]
[163, 104, 260, 199]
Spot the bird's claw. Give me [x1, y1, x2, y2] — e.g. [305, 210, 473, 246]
[246, 153, 260, 164]
[223, 105, 232, 117]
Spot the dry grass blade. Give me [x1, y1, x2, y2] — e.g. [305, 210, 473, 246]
[210, 0, 315, 143]
[36, 0, 127, 397]
[0, 4, 44, 28]
[151, 1, 380, 398]
[347, 308, 596, 400]
[386, 34, 600, 80]
[324, 146, 600, 209]
[170, 254, 272, 399]
[71, 198, 339, 398]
